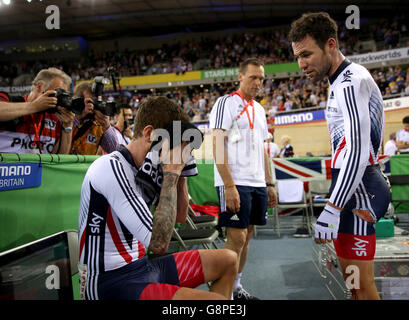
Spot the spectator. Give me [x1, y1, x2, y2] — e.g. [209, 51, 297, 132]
[284, 97, 293, 111]
[384, 86, 392, 97]
[389, 79, 399, 94]
[265, 132, 280, 158]
[405, 80, 409, 96]
[318, 93, 327, 108]
[113, 105, 134, 146]
[279, 135, 294, 158]
[396, 116, 409, 154]
[192, 109, 201, 122]
[384, 132, 398, 156]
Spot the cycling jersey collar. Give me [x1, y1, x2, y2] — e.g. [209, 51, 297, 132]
[118, 144, 138, 169]
[328, 59, 351, 85]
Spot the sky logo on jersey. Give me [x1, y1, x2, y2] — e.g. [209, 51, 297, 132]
[341, 70, 353, 83]
[352, 237, 369, 257]
[0, 163, 42, 191]
[89, 212, 104, 234]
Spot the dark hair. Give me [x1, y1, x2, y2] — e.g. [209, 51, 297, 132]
[403, 116, 409, 124]
[288, 12, 338, 50]
[133, 96, 189, 138]
[239, 58, 264, 74]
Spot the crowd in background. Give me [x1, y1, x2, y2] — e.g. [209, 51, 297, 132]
[0, 14, 408, 125]
[1, 14, 408, 87]
[124, 64, 409, 123]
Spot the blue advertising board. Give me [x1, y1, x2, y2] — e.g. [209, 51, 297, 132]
[274, 109, 326, 126]
[0, 163, 42, 191]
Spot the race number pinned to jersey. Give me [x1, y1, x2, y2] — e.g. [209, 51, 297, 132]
[0, 163, 42, 191]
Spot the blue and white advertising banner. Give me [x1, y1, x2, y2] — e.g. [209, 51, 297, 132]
[274, 109, 326, 126]
[0, 163, 42, 191]
[194, 122, 211, 135]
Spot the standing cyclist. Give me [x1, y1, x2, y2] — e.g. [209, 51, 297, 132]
[289, 12, 390, 299]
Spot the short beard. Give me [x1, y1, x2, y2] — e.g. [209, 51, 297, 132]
[312, 57, 332, 83]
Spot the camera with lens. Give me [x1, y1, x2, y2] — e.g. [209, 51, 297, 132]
[93, 99, 119, 117]
[49, 88, 85, 115]
[91, 75, 120, 117]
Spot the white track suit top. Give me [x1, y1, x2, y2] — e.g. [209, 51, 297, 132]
[326, 59, 385, 209]
[209, 91, 269, 187]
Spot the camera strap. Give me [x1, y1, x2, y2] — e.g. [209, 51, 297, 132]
[73, 119, 94, 142]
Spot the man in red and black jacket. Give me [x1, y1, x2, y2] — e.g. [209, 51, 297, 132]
[0, 67, 75, 154]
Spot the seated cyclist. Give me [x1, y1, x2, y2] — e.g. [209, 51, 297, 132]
[78, 96, 237, 300]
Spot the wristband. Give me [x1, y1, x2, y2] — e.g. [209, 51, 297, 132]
[266, 183, 274, 187]
[62, 126, 73, 133]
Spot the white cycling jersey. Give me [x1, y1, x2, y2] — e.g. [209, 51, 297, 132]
[78, 145, 197, 275]
[326, 59, 385, 209]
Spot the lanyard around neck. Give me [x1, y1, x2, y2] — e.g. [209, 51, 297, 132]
[233, 90, 255, 130]
[30, 113, 45, 144]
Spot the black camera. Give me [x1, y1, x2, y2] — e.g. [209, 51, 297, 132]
[91, 76, 119, 117]
[93, 99, 119, 117]
[49, 88, 85, 115]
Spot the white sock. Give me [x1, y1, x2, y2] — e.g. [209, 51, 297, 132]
[233, 272, 243, 291]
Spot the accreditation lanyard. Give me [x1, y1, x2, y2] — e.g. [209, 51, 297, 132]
[232, 90, 256, 149]
[233, 91, 255, 130]
[31, 114, 43, 142]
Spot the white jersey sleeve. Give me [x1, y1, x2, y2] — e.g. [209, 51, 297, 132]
[329, 67, 372, 209]
[78, 152, 154, 273]
[209, 94, 234, 130]
[99, 155, 153, 247]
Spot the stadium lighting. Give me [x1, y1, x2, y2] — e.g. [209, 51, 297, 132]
[3, 0, 11, 5]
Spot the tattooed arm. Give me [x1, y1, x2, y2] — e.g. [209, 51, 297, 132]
[176, 177, 189, 223]
[148, 171, 180, 255]
[148, 139, 188, 255]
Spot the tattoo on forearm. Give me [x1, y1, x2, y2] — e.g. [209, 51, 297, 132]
[148, 172, 179, 254]
[162, 171, 180, 178]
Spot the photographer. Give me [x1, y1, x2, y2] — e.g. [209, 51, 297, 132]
[113, 105, 134, 145]
[70, 82, 120, 155]
[0, 67, 74, 154]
